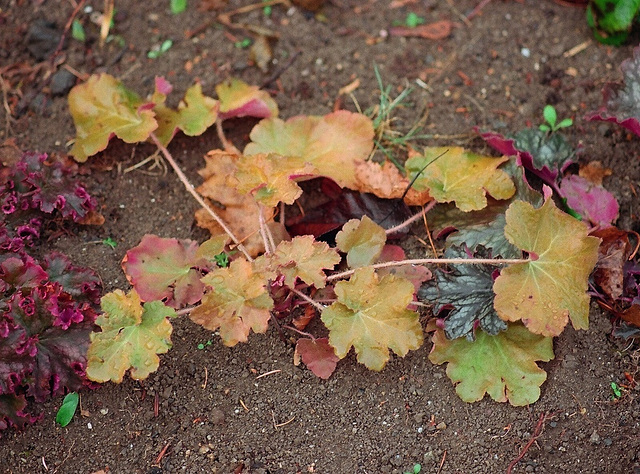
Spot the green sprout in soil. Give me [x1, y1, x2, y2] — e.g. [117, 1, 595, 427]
[148, 39, 173, 59]
[404, 463, 421, 474]
[170, 0, 187, 14]
[539, 105, 573, 133]
[71, 19, 86, 42]
[197, 340, 213, 350]
[611, 381, 622, 398]
[102, 237, 117, 249]
[55, 392, 79, 427]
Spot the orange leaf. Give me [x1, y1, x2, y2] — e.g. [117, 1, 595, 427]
[389, 20, 453, 40]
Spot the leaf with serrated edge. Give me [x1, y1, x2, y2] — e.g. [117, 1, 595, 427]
[405, 147, 515, 212]
[419, 246, 506, 340]
[122, 234, 209, 308]
[296, 338, 339, 379]
[234, 153, 316, 207]
[86, 290, 175, 383]
[266, 235, 341, 288]
[69, 74, 157, 162]
[336, 216, 387, 268]
[244, 111, 374, 188]
[321, 267, 423, 370]
[153, 81, 219, 146]
[494, 198, 601, 337]
[189, 259, 273, 346]
[429, 323, 553, 406]
[216, 78, 278, 120]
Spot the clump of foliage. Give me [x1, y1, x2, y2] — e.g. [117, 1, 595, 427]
[0, 152, 101, 431]
[60, 70, 616, 409]
[587, 0, 640, 45]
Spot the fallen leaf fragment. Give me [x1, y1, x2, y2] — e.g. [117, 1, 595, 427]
[579, 160, 612, 186]
[295, 338, 339, 379]
[590, 227, 631, 300]
[389, 20, 453, 39]
[620, 305, 640, 327]
[353, 160, 431, 205]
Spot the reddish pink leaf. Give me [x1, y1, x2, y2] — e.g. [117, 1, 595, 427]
[559, 175, 619, 228]
[296, 338, 339, 379]
[377, 245, 432, 292]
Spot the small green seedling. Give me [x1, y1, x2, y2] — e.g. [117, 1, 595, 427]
[71, 19, 86, 42]
[214, 252, 229, 268]
[611, 381, 622, 399]
[404, 463, 421, 474]
[234, 38, 252, 49]
[405, 12, 425, 28]
[197, 340, 213, 350]
[539, 105, 573, 133]
[55, 392, 79, 427]
[102, 237, 117, 249]
[148, 39, 173, 59]
[170, 0, 187, 14]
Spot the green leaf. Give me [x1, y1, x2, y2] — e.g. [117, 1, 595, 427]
[55, 392, 79, 427]
[153, 81, 219, 146]
[335, 216, 387, 268]
[244, 111, 374, 189]
[170, 0, 187, 14]
[429, 323, 554, 406]
[71, 20, 85, 42]
[405, 146, 515, 212]
[321, 267, 423, 370]
[419, 246, 506, 340]
[494, 198, 601, 337]
[87, 290, 176, 383]
[557, 118, 573, 129]
[68, 74, 157, 162]
[543, 105, 557, 128]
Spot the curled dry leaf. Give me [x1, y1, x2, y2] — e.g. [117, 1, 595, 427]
[590, 227, 631, 301]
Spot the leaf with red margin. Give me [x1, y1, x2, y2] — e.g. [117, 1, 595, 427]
[0, 393, 38, 430]
[586, 45, 640, 138]
[376, 245, 431, 292]
[216, 78, 278, 120]
[559, 175, 619, 228]
[295, 337, 339, 379]
[244, 111, 374, 189]
[68, 74, 157, 162]
[122, 234, 212, 308]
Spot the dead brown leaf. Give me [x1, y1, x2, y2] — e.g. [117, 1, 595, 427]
[620, 305, 640, 327]
[353, 160, 432, 206]
[579, 160, 612, 186]
[590, 227, 631, 300]
[388, 21, 454, 40]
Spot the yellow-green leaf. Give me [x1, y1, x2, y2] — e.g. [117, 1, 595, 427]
[335, 216, 387, 268]
[68, 74, 157, 162]
[429, 323, 554, 406]
[86, 290, 175, 383]
[216, 78, 278, 120]
[493, 198, 601, 337]
[234, 153, 316, 207]
[321, 267, 423, 370]
[243, 111, 374, 189]
[405, 146, 515, 211]
[189, 259, 273, 346]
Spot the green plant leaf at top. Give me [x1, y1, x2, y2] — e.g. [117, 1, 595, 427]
[153, 79, 219, 146]
[494, 198, 601, 337]
[243, 111, 374, 189]
[429, 323, 554, 406]
[216, 78, 278, 120]
[55, 392, 79, 427]
[68, 74, 157, 162]
[419, 246, 507, 341]
[122, 234, 213, 308]
[233, 153, 316, 207]
[321, 267, 423, 371]
[335, 216, 387, 268]
[86, 290, 176, 383]
[405, 146, 515, 212]
[587, 0, 640, 45]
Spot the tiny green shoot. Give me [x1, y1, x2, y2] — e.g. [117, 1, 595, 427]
[263, 0, 272, 16]
[148, 39, 173, 59]
[214, 252, 229, 268]
[170, 0, 187, 14]
[539, 105, 573, 133]
[405, 12, 425, 28]
[610, 381, 622, 398]
[197, 340, 213, 350]
[102, 237, 117, 249]
[234, 38, 252, 49]
[71, 19, 86, 42]
[55, 392, 79, 427]
[404, 463, 422, 474]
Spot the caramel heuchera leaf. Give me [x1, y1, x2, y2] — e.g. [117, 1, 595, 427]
[68, 74, 157, 162]
[335, 216, 387, 268]
[295, 337, 339, 379]
[429, 323, 554, 406]
[321, 267, 423, 370]
[86, 290, 175, 383]
[189, 259, 273, 346]
[266, 235, 341, 288]
[153, 80, 219, 146]
[243, 111, 374, 188]
[405, 146, 515, 211]
[216, 78, 278, 120]
[353, 160, 432, 206]
[234, 153, 316, 207]
[494, 199, 601, 337]
[122, 234, 210, 308]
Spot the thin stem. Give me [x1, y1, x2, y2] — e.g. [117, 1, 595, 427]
[385, 200, 437, 235]
[215, 119, 240, 154]
[175, 306, 197, 317]
[326, 257, 529, 282]
[283, 325, 316, 341]
[150, 132, 252, 261]
[257, 204, 273, 254]
[290, 288, 326, 312]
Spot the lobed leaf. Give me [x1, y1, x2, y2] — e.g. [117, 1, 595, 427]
[335, 216, 387, 268]
[189, 259, 274, 346]
[321, 267, 423, 370]
[429, 323, 554, 406]
[295, 337, 339, 379]
[216, 78, 278, 120]
[86, 290, 175, 383]
[405, 146, 515, 212]
[244, 111, 374, 188]
[68, 74, 157, 162]
[493, 198, 601, 337]
[376, 245, 431, 292]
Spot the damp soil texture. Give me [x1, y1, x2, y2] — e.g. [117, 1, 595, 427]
[2, 0, 640, 473]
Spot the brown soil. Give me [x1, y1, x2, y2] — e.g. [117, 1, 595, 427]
[2, 0, 640, 473]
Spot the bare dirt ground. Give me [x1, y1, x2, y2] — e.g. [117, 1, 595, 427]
[1, 0, 640, 473]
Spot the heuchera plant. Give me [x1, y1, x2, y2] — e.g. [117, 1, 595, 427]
[62, 71, 611, 408]
[0, 152, 101, 431]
